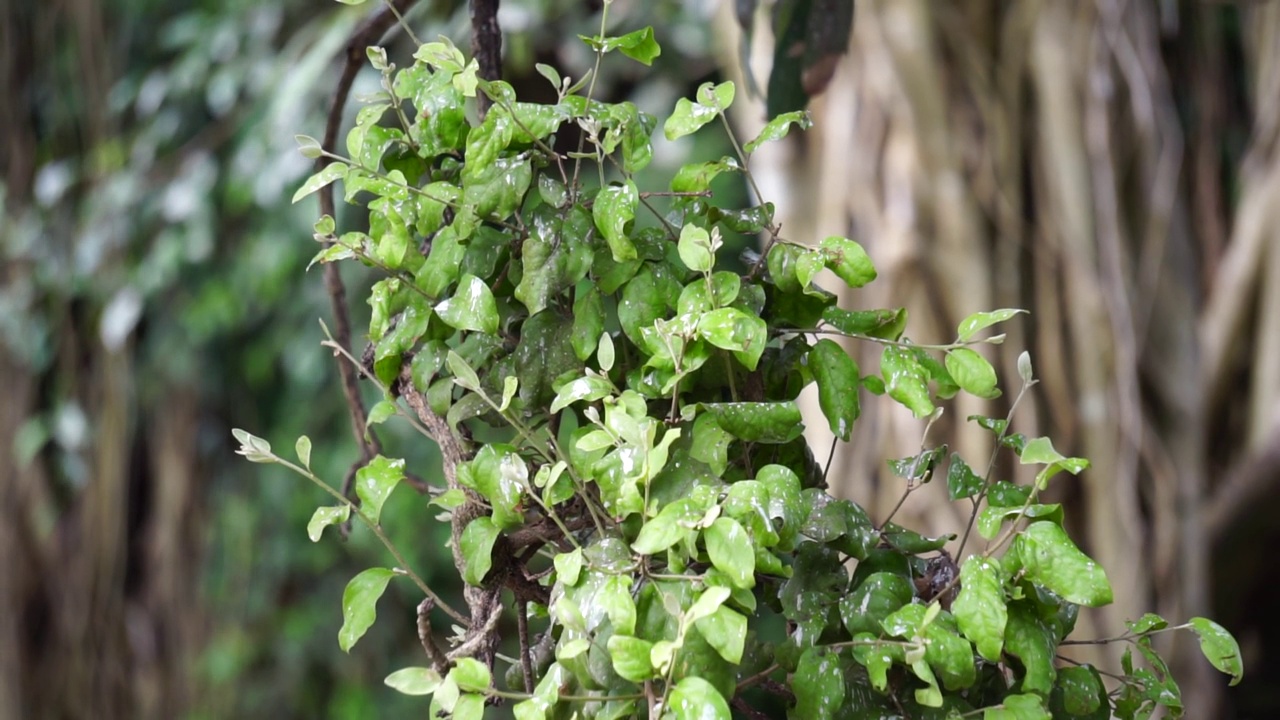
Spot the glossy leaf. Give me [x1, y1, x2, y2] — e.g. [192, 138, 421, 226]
[451, 657, 492, 692]
[821, 306, 907, 340]
[957, 308, 1026, 342]
[667, 676, 729, 720]
[953, 557, 1007, 662]
[1049, 665, 1107, 718]
[794, 648, 844, 720]
[678, 224, 715, 273]
[571, 287, 606, 361]
[819, 236, 876, 288]
[945, 348, 1000, 399]
[593, 181, 638, 262]
[1004, 602, 1058, 695]
[705, 517, 755, 588]
[1188, 617, 1244, 686]
[947, 454, 984, 500]
[664, 82, 734, 140]
[607, 635, 655, 682]
[385, 667, 442, 696]
[701, 402, 804, 444]
[744, 110, 813, 153]
[984, 694, 1051, 720]
[881, 346, 935, 418]
[1015, 521, 1113, 606]
[460, 517, 500, 585]
[355, 455, 405, 525]
[468, 444, 527, 530]
[840, 573, 913, 637]
[436, 275, 499, 336]
[809, 339, 860, 441]
[338, 568, 395, 652]
[292, 162, 348, 204]
[307, 505, 350, 542]
[694, 605, 747, 664]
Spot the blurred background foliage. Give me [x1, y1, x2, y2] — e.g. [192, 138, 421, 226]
[2, 0, 1278, 718]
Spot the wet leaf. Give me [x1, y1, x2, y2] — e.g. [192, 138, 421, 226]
[1014, 521, 1113, 606]
[744, 110, 813, 153]
[460, 517, 500, 585]
[793, 648, 844, 720]
[593, 181, 638, 262]
[957, 308, 1026, 342]
[705, 517, 755, 588]
[819, 236, 876, 288]
[307, 505, 350, 542]
[338, 568, 395, 652]
[945, 348, 1000, 399]
[954, 557, 1007, 662]
[355, 455, 405, 525]
[435, 274, 499, 335]
[1188, 617, 1244, 686]
[667, 676, 729, 720]
[809, 339, 860, 441]
[881, 346, 934, 418]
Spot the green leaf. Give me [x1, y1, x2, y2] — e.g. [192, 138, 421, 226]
[355, 455, 405, 525]
[705, 517, 755, 589]
[663, 82, 734, 140]
[953, 557, 1007, 662]
[632, 513, 686, 556]
[671, 157, 739, 193]
[984, 694, 1051, 720]
[701, 402, 804, 444]
[881, 346, 935, 418]
[1188, 617, 1244, 686]
[435, 274, 499, 335]
[690, 413, 733, 475]
[550, 375, 614, 414]
[515, 205, 594, 315]
[946, 454, 984, 500]
[338, 567, 395, 652]
[468, 445, 527, 530]
[821, 306, 907, 341]
[385, 667, 442, 696]
[1049, 665, 1106, 718]
[598, 574, 638, 635]
[607, 635, 656, 682]
[295, 435, 312, 468]
[957, 308, 1027, 342]
[697, 308, 768, 370]
[677, 224, 715, 273]
[554, 547, 583, 586]
[1004, 609, 1056, 696]
[292, 162, 348, 204]
[460, 517, 500, 585]
[809, 339, 860, 441]
[571, 287, 606, 361]
[794, 648, 844, 720]
[839, 573, 914, 637]
[446, 350, 481, 391]
[1015, 521, 1113, 606]
[667, 677, 730, 720]
[593, 181, 638, 262]
[450, 657, 492, 693]
[945, 348, 1000, 399]
[598, 332, 616, 372]
[694, 605, 747, 664]
[925, 620, 977, 691]
[598, 26, 662, 65]
[366, 400, 397, 428]
[744, 110, 813, 153]
[978, 504, 1064, 540]
[819, 236, 876, 288]
[296, 134, 323, 158]
[618, 265, 669, 346]
[307, 505, 351, 542]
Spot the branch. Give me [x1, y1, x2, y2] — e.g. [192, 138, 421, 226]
[470, 0, 502, 116]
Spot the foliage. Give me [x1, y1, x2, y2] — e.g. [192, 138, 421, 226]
[236, 17, 1243, 720]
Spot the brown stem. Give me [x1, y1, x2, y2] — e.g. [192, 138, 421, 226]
[470, 0, 502, 116]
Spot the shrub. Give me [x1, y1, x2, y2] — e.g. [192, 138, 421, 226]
[236, 21, 1242, 720]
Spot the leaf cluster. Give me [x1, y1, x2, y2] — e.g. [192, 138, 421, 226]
[241, 22, 1243, 720]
